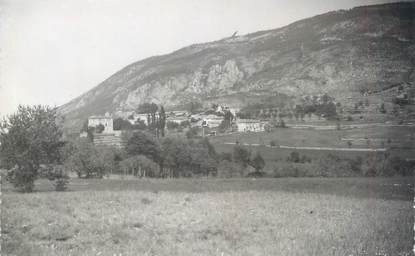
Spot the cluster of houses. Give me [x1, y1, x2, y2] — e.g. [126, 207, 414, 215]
[85, 105, 266, 141]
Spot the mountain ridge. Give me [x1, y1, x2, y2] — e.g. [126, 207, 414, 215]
[59, 2, 415, 130]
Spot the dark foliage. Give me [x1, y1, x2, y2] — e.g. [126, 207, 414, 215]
[0, 105, 63, 192]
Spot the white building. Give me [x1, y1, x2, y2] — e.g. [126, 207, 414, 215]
[202, 115, 223, 128]
[133, 113, 150, 125]
[236, 119, 264, 132]
[88, 113, 113, 133]
[167, 116, 189, 124]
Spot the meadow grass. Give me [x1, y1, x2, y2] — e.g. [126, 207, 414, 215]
[1, 177, 413, 256]
[210, 125, 415, 171]
[211, 125, 414, 148]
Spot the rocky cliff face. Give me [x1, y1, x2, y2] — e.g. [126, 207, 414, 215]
[60, 2, 414, 130]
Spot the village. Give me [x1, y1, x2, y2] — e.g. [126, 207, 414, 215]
[82, 104, 263, 147]
[81, 97, 335, 148]
[1, 2, 414, 255]
[80, 85, 415, 149]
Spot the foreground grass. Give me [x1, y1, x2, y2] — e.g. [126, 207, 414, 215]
[2, 178, 414, 256]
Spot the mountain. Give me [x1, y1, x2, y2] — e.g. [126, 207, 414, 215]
[59, 2, 414, 130]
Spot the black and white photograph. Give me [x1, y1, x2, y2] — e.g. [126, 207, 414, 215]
[0, 0, 414, 255]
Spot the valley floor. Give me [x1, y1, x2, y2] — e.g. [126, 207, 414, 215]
[1, 177, 414, 256]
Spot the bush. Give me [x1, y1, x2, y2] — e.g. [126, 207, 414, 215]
[251, 152, 265, 172]
[274, 155, 364, 178]
[219, 152, 233, 162]
[318, 154, 361, 177]
[300, 155, 312, 163]
[217, 160, 245, 178]
[180, 120, 191, 128]
[186, 127, 200, 139]
[287, 151, 300, 163]
[274, 154, 412, 178]
[273, 163, 301, 177]
[39, 164, 70, 191]
[362, 155, 414, 177]
[49, 166, 69, 191]
[385, 156, 414, 176]
[233, 145, 251, 167]
[166, 121, 179, 130]
[62, 140, 116, 178]
[270, 140, 277, 147]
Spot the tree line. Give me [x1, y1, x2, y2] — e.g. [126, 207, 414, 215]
[0, 105, 267, 192]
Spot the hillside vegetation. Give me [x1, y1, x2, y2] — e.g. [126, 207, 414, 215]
[59, 2, 415, 130]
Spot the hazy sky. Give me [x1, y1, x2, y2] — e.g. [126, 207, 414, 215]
[0, 0, 403, 116]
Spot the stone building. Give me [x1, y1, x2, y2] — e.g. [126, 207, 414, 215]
[88, 113, 113, 133]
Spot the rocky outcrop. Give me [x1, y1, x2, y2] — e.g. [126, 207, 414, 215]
[59, 2, 414, 131]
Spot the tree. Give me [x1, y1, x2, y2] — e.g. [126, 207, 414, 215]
[62, 139, 115, 178]
[218, 119, 231, 133]
[159, 106, 166, 137]
[113, 118, 133, 131]
[380, 103, 387, 114]
[233, 145, 251, 168]
[0, 105, 63, 192]
[294, 105, 305, 121]
[120, 155, 159, 178]
[218, 111, 234, 133]
[95, 124, 105, 133]
[137, 103, 159, 136]
[124, 131, 161, 164]
[137, 103, 158, 114]
[180, 120, 191, 128]
[160, 137, 217, 178]
[166, 121, 179, 130]
[186, 127, 200, 139]
[161, 137, 191, 177]
[320, 102, 337, 120]
[251, 152, 265, 173]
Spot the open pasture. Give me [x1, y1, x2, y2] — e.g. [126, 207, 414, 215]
[210, 125, 415, 170]
[1, 177, 413, 256]
[211, 125, 414, 149]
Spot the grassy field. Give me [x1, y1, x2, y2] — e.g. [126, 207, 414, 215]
[209, 125, 415, 171]
[2, 177, 414, 256]
[210, 125, 415, 149]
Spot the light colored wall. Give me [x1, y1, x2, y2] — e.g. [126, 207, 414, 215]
[237, 122, 263, 132]
[88, 118, 113, 133]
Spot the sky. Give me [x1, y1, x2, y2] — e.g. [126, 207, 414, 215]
[0, 0, 404, 117]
